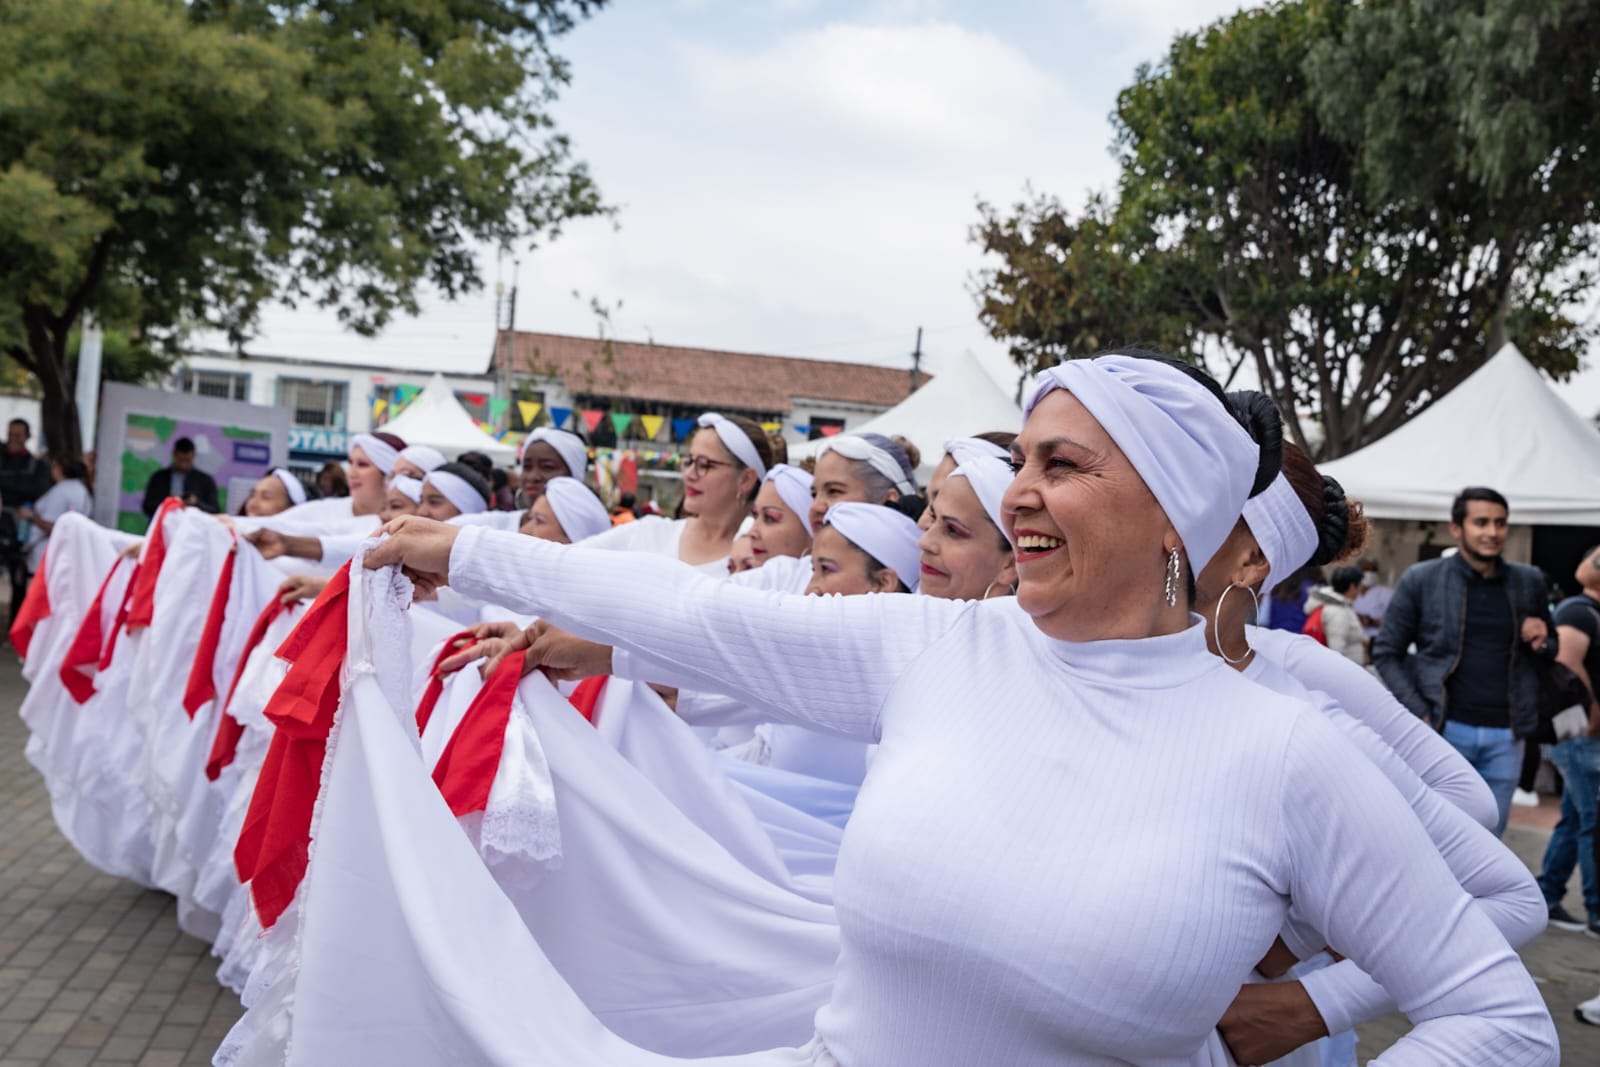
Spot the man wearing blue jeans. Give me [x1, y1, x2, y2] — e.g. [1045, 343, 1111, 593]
[1374, 487, 1556, 836]
[1537, 546, 1600, 935]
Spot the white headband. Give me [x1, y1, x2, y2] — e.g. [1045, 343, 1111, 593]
[823, 502, 923, 593]
[764, 464, 816, 531]
[817, 434, 915, 494]
[696, 413, 766, 479]
[398, 444, 446, 473]
[1023, 356, 1256, 573]
[271, 468, 307, 507]
[424, 470, 487, 516]
[944, 437, 1010, 466]
[522, 428, 588, 482]
[1241, 473, 1319, 599]
[543, 477, 611, 543]
[389, 475, 423, 504]
[350, 433, 400, 475]
[947, 454, 1014, 538]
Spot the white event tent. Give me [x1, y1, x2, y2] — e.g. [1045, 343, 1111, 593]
[1318, 344, 1600, 525]
[379, 374, 516, 465]
[788, 352, 1023, 483]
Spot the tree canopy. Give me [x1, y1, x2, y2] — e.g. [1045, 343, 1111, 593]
[973, 0, 1598, 458]
[0, 0, 607, 455]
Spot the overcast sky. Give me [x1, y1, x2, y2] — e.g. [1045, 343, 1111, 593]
[228, 0, 1600, 418]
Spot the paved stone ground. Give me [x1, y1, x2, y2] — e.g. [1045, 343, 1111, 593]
[0, 656, 241, 1066]
[1357, 811, 1600, 1061]
[4, 647, 1600, 1064]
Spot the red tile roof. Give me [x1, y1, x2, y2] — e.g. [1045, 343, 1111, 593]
[496, 330, 925, 415]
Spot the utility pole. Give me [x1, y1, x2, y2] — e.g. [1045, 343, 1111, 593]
[909, 326, 923, 395]
[497, 257, 521, 431]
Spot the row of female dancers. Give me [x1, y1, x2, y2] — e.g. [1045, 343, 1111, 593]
[12, 348, 1560, 1065]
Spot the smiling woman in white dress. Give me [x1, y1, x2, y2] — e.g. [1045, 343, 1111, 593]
[368, 351, 1557, 1066]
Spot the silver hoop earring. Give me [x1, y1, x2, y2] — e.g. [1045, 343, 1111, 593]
[1213, 582, 1260, 665]
[1163, 547, 1182, 607]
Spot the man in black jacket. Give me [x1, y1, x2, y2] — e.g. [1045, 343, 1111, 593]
[0, 418, 51, 626]
[141, 436, 219, 516]
[1374, 486, 1557, 836]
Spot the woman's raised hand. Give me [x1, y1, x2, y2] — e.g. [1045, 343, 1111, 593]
[437, 621, 529, 676]
[364, 515, 460, 588]
[523, 620, 614, 683]
[278, 573, 329, 605]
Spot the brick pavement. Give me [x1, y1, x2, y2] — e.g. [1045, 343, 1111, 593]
[0, 656, 240, 1066]
[4, 643, 1600, 1063]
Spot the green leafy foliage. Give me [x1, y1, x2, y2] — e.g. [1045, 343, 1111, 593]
[973, 0, 1597, 458]
[1, 0, 608, 456]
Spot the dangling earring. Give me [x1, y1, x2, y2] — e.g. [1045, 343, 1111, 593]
[1214, 582, 1260, 665]
[1163, 547, 1181, 607]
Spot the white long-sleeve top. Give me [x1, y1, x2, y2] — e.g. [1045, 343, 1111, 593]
[1249, 626, 1499, 831]
[1245, 656, 1545, 1036]
[448, 526, 1556, 1067]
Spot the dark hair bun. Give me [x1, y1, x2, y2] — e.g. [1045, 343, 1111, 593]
[1226, 390, 1285, 498]
[1311, 475, 1351, 566]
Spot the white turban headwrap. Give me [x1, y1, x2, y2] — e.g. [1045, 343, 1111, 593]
[397, 444, 446, 474]
[696, 413, 766, 479]
[270, 468, 307, 507]
[946, 453, 1014, 539]
[424, 470, 487, 516]
[823, 502, 923, 593]
[944, 437, 1010, 466]
[543, 477, 611, 543]
[390, 475, 423, 504]
[350, 433, 401, 475]
[817, 434, 915, 494]
[1241, 473, 1319, 599]
[764, 463, 816, 531]
[1023, 355, 1256, 573]
[521, 428, 589, 482]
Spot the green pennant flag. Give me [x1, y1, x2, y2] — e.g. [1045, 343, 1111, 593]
[610, 412, 634, 436]
[489, 397, 509, 421]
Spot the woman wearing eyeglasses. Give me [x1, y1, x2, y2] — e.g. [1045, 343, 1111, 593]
[579, 412, 778, 574]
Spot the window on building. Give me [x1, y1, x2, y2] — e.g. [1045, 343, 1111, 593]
[808, 417, 845, 441]
[176, 368, 250, 402]
[277, 378, 348, 428]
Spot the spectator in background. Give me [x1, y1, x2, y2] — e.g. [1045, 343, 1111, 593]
[1264, 561, 1322, 634]
[18, 457, 92, 574]
[1536, 544, 1600, 937]
[611, 490, 637, 527]
[490, 468, 516, 511]
[0, 419, 51, 507]
[316, 460, 349, 499]
[1352, 555, 1393, 641]
[1304, 564, 1367, 664]
[0, 418, 51, 622]
[1374, 486, 1557, 836]
[141, 437, 218, 516]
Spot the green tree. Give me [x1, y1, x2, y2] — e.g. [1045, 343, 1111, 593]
[0, 0, 606, 456]
[973, 0, 1597, 459]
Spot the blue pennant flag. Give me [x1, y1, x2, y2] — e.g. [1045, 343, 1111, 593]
[549, 406, 572, 430]
[671, 417, 697, 441]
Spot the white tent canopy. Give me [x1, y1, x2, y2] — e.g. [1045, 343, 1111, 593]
[378, 373, 516, 465]
[1319, 344, 1600, 525]
[788, 352, 1023, 483]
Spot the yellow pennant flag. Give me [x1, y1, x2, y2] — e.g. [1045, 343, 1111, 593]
[373, 398, 388, 420]
[760, 422, 781, 435]
[638, 414, 665, 440]
[518, 401, 542, 426]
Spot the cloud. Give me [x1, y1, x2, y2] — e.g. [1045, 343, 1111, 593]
[680, 22, 1069, 158]
[1082, 0, 1251, 59]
